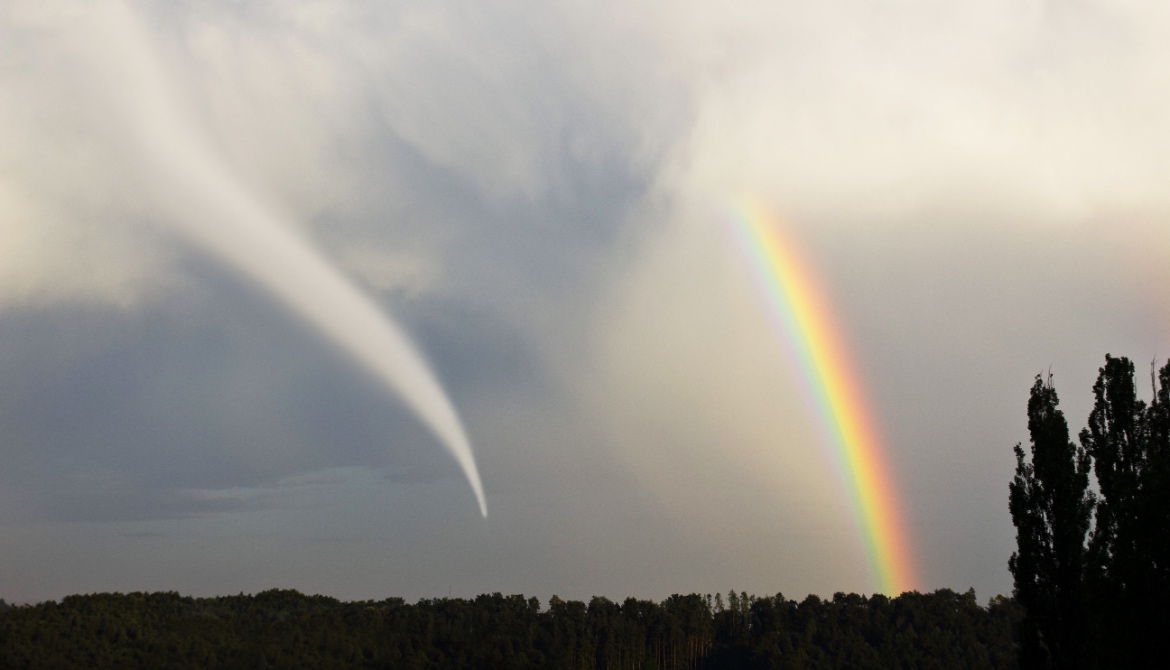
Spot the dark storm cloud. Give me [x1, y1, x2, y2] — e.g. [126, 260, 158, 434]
[0, 250, 549, 523]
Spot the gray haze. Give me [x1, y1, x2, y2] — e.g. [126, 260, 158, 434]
[2, 0, 1169, 604]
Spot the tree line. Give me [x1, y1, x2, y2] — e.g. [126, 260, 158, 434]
[1009, 355, 1170, 669]
[0, 587, 1019, 668]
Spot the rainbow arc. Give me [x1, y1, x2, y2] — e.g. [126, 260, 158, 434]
[726, 201, 916, 595]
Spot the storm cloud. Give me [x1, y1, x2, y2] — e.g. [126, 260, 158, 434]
[2, 0, 1169, 604]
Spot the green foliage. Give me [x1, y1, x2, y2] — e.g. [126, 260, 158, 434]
[0, 588, 1019, 669]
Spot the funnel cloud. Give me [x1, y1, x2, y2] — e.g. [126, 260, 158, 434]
[93, 1, 486, 517]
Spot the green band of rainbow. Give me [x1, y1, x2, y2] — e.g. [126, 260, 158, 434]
[726, 201, 916, 595]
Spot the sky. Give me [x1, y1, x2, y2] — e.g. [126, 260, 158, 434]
[2, 0, 1170, 605]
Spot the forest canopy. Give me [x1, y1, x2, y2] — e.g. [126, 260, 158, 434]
[0, 587, 1018, 669]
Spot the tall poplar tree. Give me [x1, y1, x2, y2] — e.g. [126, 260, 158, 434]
[1079, 356, 1170, 667]
[1008, 375, 1094, 670]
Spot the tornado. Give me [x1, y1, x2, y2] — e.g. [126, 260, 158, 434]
[93, 1, 487, 516]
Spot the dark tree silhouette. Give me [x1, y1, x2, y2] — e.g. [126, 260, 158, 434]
[0, 588, 1020, 669]
[1010, 356, 1170, 670]
[1008, 375, 1094, 670]
[1079, 356, 1170, 668]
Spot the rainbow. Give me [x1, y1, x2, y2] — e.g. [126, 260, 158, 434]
[725, 201, 917, 595]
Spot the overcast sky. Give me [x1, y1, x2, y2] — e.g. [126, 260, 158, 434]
[3, 0, 1170, 605]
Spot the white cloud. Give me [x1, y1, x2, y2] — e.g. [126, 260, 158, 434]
[0, 2, 169, 308]
[652, 0, 1170, 223]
